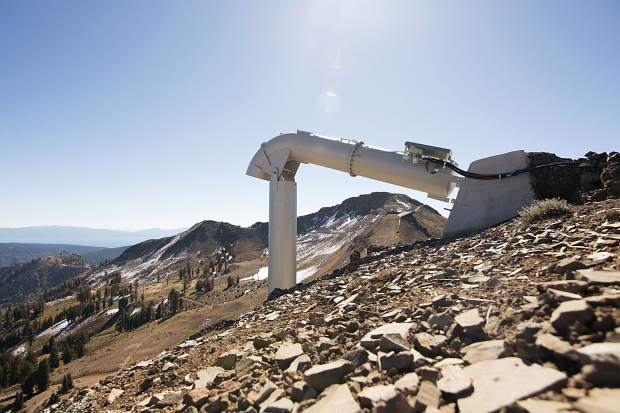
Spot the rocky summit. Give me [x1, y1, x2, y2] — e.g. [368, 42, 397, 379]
[46, 199, 620, 413]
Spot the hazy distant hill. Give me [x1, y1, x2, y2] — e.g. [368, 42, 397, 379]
[81, 246, 128, 265]
[0, 243, 129, 267]
[0, 252, 90, 303]
[0, 226, 185, 247]
[0, 243, 101, 267]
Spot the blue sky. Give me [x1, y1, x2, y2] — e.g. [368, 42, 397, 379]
[1, 1, 618, 229]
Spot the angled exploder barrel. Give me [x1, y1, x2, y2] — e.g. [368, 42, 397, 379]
[247, 131, 456, 200]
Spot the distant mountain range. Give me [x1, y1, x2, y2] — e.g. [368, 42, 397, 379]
[0, 226, 185, 247]
[0, 243, 129, 267]
[0, 252, 91, 303]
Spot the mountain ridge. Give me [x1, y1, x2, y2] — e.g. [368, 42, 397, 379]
[0, 243, 128, 267]
[0, 252, 90, 303]
[87, 192, 445, 286]
[0, 226, 185, 248]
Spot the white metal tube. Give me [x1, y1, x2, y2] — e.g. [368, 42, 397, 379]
[246, 131, 456, 200]
[268, 175, 297, 292]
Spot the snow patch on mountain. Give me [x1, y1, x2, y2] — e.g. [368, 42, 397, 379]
[87, 231, 188, 284]
[36, 319, 70, 339]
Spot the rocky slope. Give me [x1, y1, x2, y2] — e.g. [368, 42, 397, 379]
[47, 198, 620, 413]
[0, 252, 90, 303]
[86, 193, 446, 286]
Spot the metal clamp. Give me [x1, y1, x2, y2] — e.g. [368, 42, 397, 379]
[348, 140, 364, 176]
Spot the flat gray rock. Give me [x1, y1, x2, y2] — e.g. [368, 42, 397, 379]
[461, 340, 507, 364]
[183, 388, 210, 408]
[194, 366, 225, 388]
[150, 391, 183, 408]
[253, 334, 273, 350]
[394, 372, 420, 394]
[516, 398, 572, 413]
[414, 381, 440, 411]
[291, 380, 316, 402]
[378, 350, 414, 372]
[574, 388, 620, 413]
[358, 384, 413, 412]
[455, 309, 485, 338]
[577, 342, 620, 366]
[274, 342, 304, 369]
[428, 311, 452, 332]
[585, 294, 620, 306]
[535, 334, 575, 358]
[539, 280, 588, 294]
[379, 333, 411, 352]
[360, 323, 414, 351]
[457, 357, 567, 413]
[304, 359, 354, 391]
[547, 288, 582, 302]
[437, 365, 473, 397]
[286, 354, 311, 373]
[107, 388, 124, 404]
[357, 384, 398, 407]
[554, 256, 586, 273]
[236, 355, 269, 377]
[550, 300, 593, 332]
[434, 358, 465, 369]
[455, 308, 484, 329]
[576, 269, 620, 285]
[216, 349, 244, 370]
[262, 397, 294, 413]
[414, 332, 447, 356]
[253, 379, 277, 406]
[303, 384, 361, 413]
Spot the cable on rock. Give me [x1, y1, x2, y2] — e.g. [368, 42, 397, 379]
[421, 156, 584, 180]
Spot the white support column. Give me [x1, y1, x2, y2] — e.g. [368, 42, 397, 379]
[268, 173, 297, 293]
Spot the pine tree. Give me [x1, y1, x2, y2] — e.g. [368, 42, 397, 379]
[48, 391, 60, 404]
[13, 391, 23, 410]
[49, 345, 59, 369]
[62, 342, 73, 364]
[21, 372, 36, 396]
[167, 289, 182, 314]
[60, 373, 73, 394]
[75, 335, 86, 358]
[117, 296, 129, 332]
[36, 359, 50, 391]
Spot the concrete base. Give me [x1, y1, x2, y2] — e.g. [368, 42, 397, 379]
[444, 150, 535, 238]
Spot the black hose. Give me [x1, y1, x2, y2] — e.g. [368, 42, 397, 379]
[421, 156, 582, 180]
